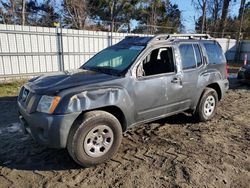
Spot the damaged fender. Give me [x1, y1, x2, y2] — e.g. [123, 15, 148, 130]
[56, 86, 134, 129]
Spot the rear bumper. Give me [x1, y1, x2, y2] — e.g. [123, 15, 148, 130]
[18, 102, 81, 148]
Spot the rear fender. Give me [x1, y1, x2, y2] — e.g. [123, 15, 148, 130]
[191, 70, 223, 110]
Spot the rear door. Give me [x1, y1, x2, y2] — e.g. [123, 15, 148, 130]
[177, 43, 204, 103]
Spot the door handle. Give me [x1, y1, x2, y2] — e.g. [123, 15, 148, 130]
[171, 77, 181, 84]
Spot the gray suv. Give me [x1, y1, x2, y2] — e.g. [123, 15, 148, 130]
[18, 34, 229, 167]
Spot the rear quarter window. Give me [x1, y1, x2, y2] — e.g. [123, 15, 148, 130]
[203, 42, 226, 64]
[179, 44, 196, 70]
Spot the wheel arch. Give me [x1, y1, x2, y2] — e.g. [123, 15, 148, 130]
[192, 82, 222, 113]
[71, 106, 127, 133]
[206, 82, 222, 101]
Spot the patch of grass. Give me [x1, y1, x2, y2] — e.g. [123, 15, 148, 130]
[0, 79, 27, 97]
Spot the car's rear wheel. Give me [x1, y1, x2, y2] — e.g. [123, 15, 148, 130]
[195, 88, 218, 122]
[67, 110, 122, 167]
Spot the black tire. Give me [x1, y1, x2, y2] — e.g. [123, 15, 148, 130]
[195, 88, 218, 122]
[67, 110, 123, 167]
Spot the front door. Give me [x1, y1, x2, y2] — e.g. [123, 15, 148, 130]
[133, 47, 185, 122]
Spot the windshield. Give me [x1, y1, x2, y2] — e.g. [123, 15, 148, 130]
[82, 46, 144, 75]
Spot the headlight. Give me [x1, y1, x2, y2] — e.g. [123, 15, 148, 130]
[37, 95, 61, 114]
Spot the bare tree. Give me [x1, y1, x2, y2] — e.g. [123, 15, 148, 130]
[0, 0, 27, 25]
[63, 0, 89, 29]
[206, 0, 223, 33]
[192, 0, 207, 33]
[220, 0, 232, 37]
[210, 0, 223, 21]
[238, 0, 246, 19]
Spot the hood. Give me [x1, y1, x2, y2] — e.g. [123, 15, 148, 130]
[26, 69, 119, 94]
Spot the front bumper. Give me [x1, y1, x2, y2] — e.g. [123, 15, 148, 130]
[18, 102, 81, 148]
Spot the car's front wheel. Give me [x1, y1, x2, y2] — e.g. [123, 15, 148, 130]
[67, 110, 123, 167]
[195, 88, 218, 122]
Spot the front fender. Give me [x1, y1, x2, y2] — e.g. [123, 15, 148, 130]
[57, 87, 134, 126]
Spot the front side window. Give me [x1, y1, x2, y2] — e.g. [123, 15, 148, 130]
[179, 44, 196, 70]
[82, 46, 144, 75]
[140, 47, 175, 77]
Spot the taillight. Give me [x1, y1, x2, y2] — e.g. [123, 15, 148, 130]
[225, 63, 228, 79]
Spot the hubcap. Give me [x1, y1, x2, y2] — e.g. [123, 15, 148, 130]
[203, 95, 216, 117]
[84, 125, 114, 158]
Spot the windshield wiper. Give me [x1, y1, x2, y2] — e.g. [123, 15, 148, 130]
[83, 66, 121, 76]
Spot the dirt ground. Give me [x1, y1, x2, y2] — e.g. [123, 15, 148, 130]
[0, 76, 249, 188]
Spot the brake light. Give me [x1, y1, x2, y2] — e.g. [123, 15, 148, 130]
[225, 63, 228, 79]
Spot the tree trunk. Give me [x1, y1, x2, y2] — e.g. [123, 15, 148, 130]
[220, 0, 231, 37]
[201, 0, 207, 33]
[238, 0, 246, 19]
[127, 21, 131, 33]
[110, 1, 115, 33]
[212, 0, 220, 34]
[22, 0, 26, 25]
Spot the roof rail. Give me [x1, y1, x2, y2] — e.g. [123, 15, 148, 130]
[151, 33, 212, 42]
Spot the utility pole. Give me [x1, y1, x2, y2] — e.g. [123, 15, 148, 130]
[235, 0, 246, 64]
[110, 1, 115, 45]
[238, 0, 246, 40]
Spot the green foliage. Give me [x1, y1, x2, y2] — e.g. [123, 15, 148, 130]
[0, 0, 60, 27]
[133, 0, 183, 34]
[0, 0, 183, 34]
[0, 79, 27, 97]
[89, 0, 139, 32]
[194, 0, 250, 39]
[36, 0, 60, 27]
[242, 2, 250, 39]
[0, 0, 24, 24]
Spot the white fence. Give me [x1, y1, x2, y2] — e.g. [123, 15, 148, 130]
[0, 24, 141, 78]
[217, 38, 250, 62]
[0, 24, 249, 78]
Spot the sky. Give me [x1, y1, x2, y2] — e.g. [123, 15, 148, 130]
[171, 0, 242, 32]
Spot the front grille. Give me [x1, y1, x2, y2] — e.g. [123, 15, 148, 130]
[21, 88, 29, 102]
[18, 87, 32, 108]
[18, 87, 40, 113]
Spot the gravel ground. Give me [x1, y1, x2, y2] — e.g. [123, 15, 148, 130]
[0, 76, 249, 188]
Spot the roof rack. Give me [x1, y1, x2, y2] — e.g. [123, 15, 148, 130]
[151, 34, 212, 42]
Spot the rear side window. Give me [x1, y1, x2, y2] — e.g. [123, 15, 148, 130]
[203, 42, 225, 64]
[193, 44, 202, 67]
[179, 44, 196, 70]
